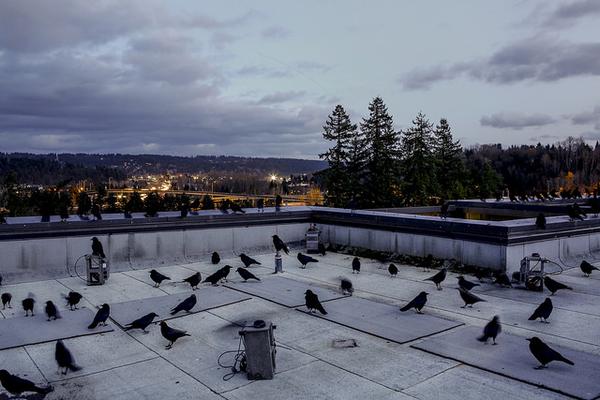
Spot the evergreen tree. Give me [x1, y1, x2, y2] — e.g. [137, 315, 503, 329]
[126, 191, 145, 212]
[400, 112, 436, 206]
[361, 97, 400, 207]
[433, 118, 465, 200]
[345, 128, 369, 208]
[144, 191, 161, 217]
[319, 105, 356, 207]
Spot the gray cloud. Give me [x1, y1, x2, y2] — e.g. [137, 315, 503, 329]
[571, 106, 600, 130]
[543, 0, 600, 28]
[0, 3, 328, 158]
[261, 26, 291, 39]
[400, 37, 600, 90]
[257, 91, 306, 105]
[480, 112, 556, 130]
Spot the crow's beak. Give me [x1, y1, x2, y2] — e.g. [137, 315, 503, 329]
[526, 338, 532, 342]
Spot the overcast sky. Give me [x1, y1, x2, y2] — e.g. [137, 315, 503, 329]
[1, 0, 600, 159]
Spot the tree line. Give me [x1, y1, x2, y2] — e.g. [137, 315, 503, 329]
[319, 97, 600, 208]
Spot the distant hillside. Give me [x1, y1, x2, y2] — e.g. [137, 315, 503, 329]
[0, 153, 327, 185]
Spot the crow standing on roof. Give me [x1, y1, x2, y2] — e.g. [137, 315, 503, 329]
[458, 288, 485, 308]
[352, 257, 361, 274]
[88, 304, 110, 329]
[340, 278, 353, 295]
[55, 340, 81, 375]
[160, 321, 190, 349]
[580, 260, 599, 277]
[91, 237, 106, 258]
[535, 213, 546, 229]
[211, 252, 220, 265]
[544, 276, 572, 295]
[388, 263, 398, 277]
[528, 298, 553, 323]
[440, 202, 449, 219]
[150, 269, 171, 287]
[65, 291, 83, 310]
[457, 276, 479, 291]
[240, 253, 261, 268]
[22, 294, 35, 317]
[0, 370, 53, 396]
[527, 337, 574, 369]
[297, 253, 318, 268]
[477, 315, 501, 345]
[182, 272, 201, 290]
[125, 312, 159, 333]
[230, 202, 246, 214]
[493, 273, 512, 287]
[1, 293, 12, 309]
[318, 243, 327, 256]
[400, 291, 428, 313]
[170, 294, 197, 315]
[304, 290, 327, 315]
[567, 204, 585, 221]
[236, 267, 261, 281]
[424, 268, 447, 290]
[45, 301, 60, 321]
[272, 235, 289, 254]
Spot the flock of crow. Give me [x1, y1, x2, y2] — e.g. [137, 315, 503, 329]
[0, 232, 598, 396]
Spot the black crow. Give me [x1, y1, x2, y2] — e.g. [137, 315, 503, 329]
[425, 268, 447, 290]
[458, 288, 486, 308]
[125, 312, 159, 333]
[567, 204, 585, 221]
[580, 260, 599, 277]
[544, 276, 572, 295]
[170, 294, 197, 315]
[400, 291, 428, 313]
[352, 257, 361, 274]
[230, 203, 246, 214]
[528, 298, 553, 323]
[240, 253, 261, 268]
[272, 235, 289, 254]
[22, 296, 35, 317]
[477, 315, 501, 345]
[55, 340, 81, 375]
[493, 273, 512, 287]
[340, 278, 353, 295]
[388, 263, 398, 277]
[91, 237, 106, 258]
[0, 370, 53, 396]
[535, 213, 546, 229]
[440, 202, 449, 219]
[420, 254, 434, 271]
[457, 276, 480, 291]
[473, 270, 488, 282]
[203, 269, 225, 285]
[304, 290, 327, 315]
[318, 243, 326, 256]
[1, 292, 11, 309]
[45, 301, 60, 321]
[182, 272, 201, 290]
[211, 252, 220, 265]
[160, 321, 190, 349]
[65, 291, 83, 310]
[150, 269, 170, 287]
[236, 267, 261, 281]
[527, 337, 574, 369]
[88, 304, 110, 329]
[218, 265, 232, 282]
[297, 252, 318, 268]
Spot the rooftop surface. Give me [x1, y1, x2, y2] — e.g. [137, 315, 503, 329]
[1, 250, 599, 400]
